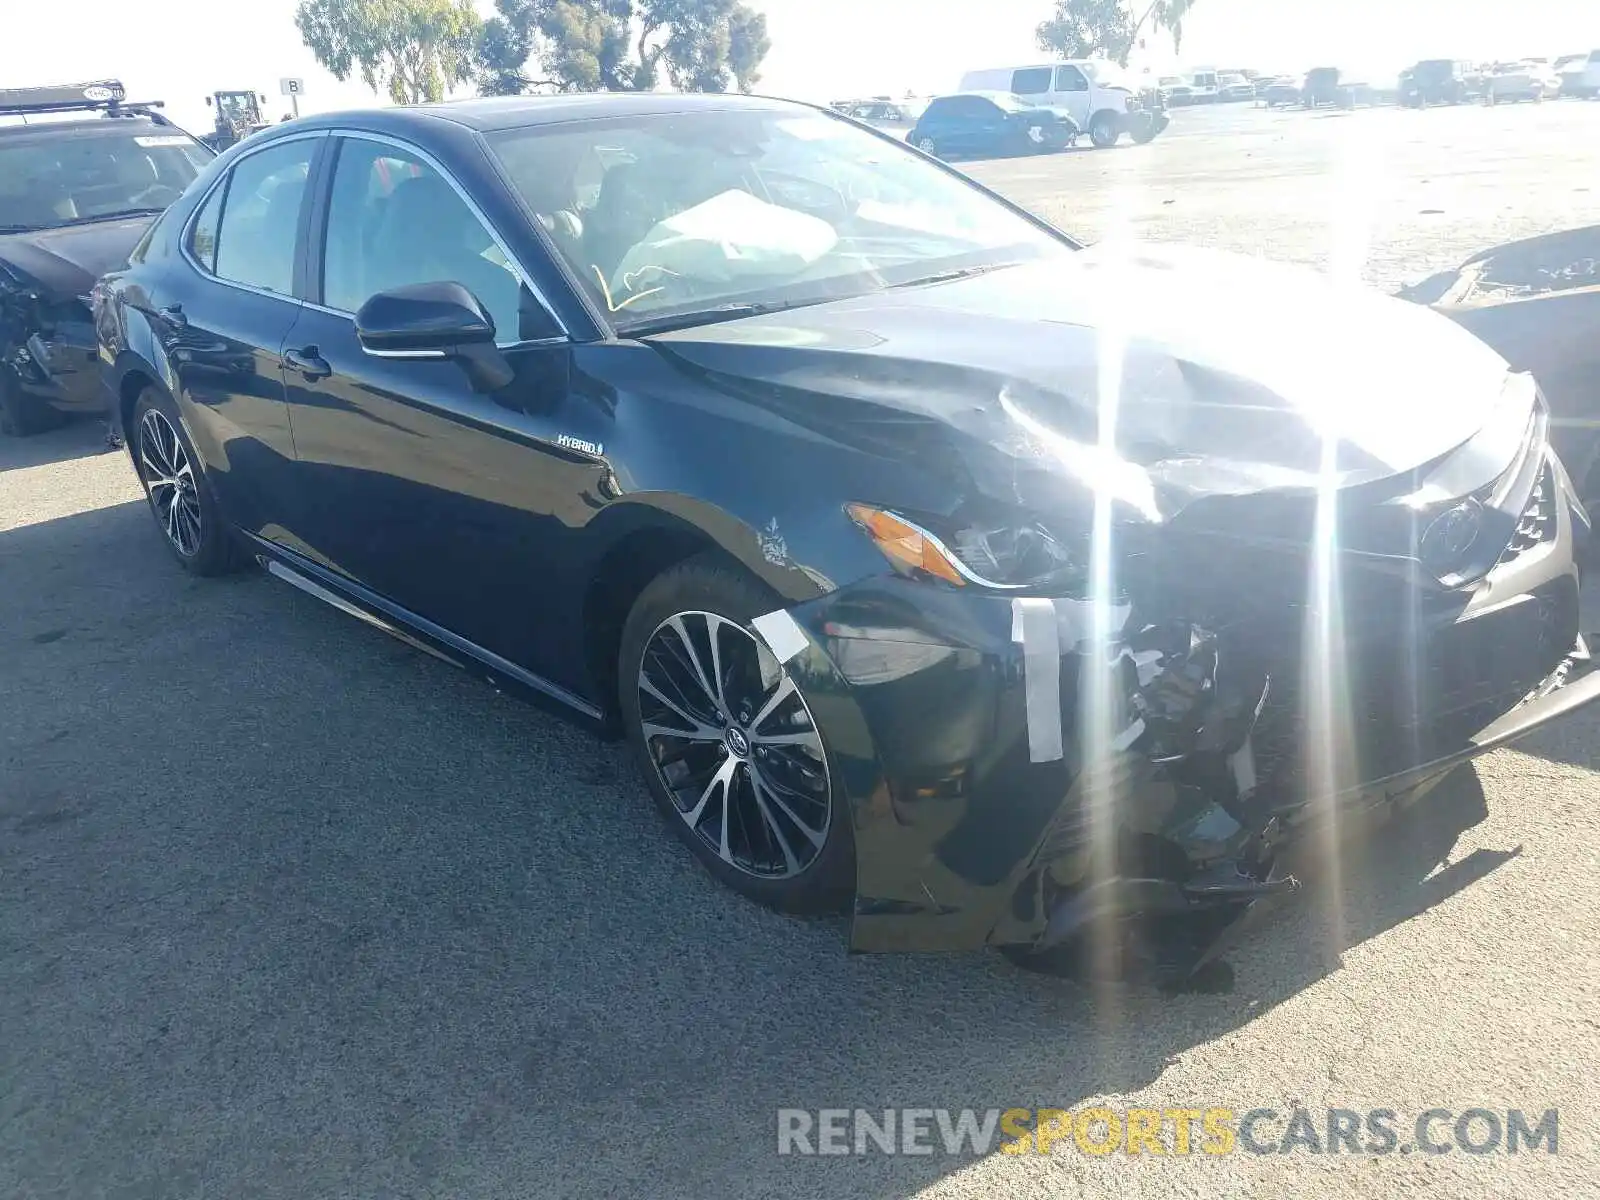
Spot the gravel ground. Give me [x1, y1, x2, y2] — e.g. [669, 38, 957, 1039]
[3, 100, 1600, 1200]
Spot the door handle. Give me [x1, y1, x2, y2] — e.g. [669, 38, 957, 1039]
[160, 304, 188, 329]
[284, 346, 332, 381]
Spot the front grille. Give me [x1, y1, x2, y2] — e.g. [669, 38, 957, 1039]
[1497, 462, 1558, 567]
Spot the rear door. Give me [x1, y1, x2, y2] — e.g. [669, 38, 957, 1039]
[277, 132, 608, 687]
[153, 133, 324, 539]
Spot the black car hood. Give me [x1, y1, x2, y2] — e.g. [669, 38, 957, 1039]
[0, 216, 151, 300]
[648, 243, 1513, 523]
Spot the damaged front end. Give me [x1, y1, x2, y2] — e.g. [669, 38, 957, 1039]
[757, 387, 1600, 987]
[0, 260, 105, 429]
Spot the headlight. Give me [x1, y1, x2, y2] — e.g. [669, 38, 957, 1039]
[846, 503, 1080, 589]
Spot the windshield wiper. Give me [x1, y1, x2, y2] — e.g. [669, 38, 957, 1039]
[621, 296, 836, 337]
[886, 261, 1020, 290]
[52, 207, 166, 227]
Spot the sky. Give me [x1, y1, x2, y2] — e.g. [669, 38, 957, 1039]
[3, 0, 1597, 135]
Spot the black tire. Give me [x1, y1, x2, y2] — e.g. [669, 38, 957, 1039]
[0, 368, 67, 437]
[130, 386, 241, 576]
[1089, 112, 1120, 148]
[914, 135, 939, 156]
[1130, 119, 1157, 145]
[618, 553, 854, 915]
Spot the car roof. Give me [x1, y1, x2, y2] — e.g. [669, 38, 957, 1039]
[0, 113, 172, 142]
[291, 90, 810, 135]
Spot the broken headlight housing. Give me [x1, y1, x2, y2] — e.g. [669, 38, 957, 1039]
[846, 503, 1082, 590]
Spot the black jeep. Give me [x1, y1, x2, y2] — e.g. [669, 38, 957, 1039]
[0, 80, 212, 436]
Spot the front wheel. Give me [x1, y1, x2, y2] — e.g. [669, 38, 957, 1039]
[0, 369, 67, 437]
[131, 387, 240, 575]
[619, 555, 854, 915]
[1088, 113, 1121, 148]
[914, 135, 939, 156]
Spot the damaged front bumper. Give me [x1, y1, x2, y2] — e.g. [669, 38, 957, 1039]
[757, 445, 1600, 979]
[1, 289, 106, 416]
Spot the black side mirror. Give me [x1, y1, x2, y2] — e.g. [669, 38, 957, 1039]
[355, 281, 514, 393]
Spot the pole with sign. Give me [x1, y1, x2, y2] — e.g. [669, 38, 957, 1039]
[279, 77, 304, 119]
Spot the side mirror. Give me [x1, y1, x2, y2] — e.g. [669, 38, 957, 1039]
[355, 281, 514, 393]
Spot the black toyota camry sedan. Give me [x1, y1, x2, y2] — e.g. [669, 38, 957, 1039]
[94, 93, 1600, 984]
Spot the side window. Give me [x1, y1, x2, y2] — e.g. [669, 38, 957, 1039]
[921, 99, 954, 121]
[321, 138, 554, 344]
[1012, 68, 1053, 95]
[212, 139, 315, 294]
[1054, 66, 1089, 92]
[188, 180, 225, 273]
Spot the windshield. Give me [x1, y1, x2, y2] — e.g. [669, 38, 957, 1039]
[0, 128, 209, 232]
[488, 107, 1067, 330]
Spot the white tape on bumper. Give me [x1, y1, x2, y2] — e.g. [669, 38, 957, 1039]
[752, 609, 810, 665]
[1012, 597, 1064, 763]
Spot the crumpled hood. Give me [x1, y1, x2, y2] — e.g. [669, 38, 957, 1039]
[0, 215, 151, 300]
[649, 242, 1514, 522]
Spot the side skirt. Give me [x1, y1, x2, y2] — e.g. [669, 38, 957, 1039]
[246, 536, 608, 730]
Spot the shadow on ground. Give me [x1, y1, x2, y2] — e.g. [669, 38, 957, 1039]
[0, 501, 1520, 1199]
[0, 415, 110, 473]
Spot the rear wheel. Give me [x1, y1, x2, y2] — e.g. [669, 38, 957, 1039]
[131, 387, 241, 575]
[0, 369, 67, 437]
[618, 555, 853, 914]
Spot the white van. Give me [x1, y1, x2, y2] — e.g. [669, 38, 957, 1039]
[957, 60, 1165, 147]
[1186, 67, 1221, 103]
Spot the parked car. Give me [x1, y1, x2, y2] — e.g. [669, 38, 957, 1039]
[959, 60, 1170, 147]
[1484, 61, 1561, 103]
[1256, 76, 1302, 107]
[835, 99, 919, 135]
[1399, 60, 1471, 106]
[1300, 67, 1348, 108]
[1156, 75, 1196, 106]
[0, 80, 213, 436]
[1186, 68, 1221, 104]
[1216, 72, 1256, 102]
[1399, 225, 1600, 517]
[93, 92, 1600, 986]
[907, 92, 1079, 158]
[1557, 51, 1600, 96]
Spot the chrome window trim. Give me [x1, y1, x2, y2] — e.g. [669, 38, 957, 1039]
[177, 129, 328, 307]
[318, 128, 571, 350]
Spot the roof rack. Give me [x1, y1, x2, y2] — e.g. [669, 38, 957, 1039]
[0, 80, 173, 125]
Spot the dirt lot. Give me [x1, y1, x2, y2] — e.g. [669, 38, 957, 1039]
[4, 100, 1600, 1200]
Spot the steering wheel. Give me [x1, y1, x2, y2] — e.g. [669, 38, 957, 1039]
[756, 170, 851, 220]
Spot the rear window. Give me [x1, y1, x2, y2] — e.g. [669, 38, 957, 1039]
[0, 127, 210, 233]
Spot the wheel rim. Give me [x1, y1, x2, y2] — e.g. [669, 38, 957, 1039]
[918, 138, 936, 152]
[636, 611, 832, 880]
[138, 408, 202, 557]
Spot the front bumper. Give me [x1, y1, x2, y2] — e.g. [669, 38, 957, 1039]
[2, 314, 107, 415]
[764, 443, 1599, 974]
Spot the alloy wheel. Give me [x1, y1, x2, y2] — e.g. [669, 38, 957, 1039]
[139, 408, 203, 557]
[636, 610, 832, 880]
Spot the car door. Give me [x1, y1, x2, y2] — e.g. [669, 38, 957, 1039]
[150, 133, 324, 538]
[1052, 65, 1093, 126]
[277, 131, 609, 688]
[954, 97, 1008, 155]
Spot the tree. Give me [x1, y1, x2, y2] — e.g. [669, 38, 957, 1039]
[474, 0, 770, 96]
[295, 0, 482, 105]
[1036, 0, 1198, 66]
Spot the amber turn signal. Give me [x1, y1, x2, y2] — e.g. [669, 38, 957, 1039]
[845, 504, 967, 586]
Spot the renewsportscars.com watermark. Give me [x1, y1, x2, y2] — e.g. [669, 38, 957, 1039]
[777, 1106, 1560, 1157]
